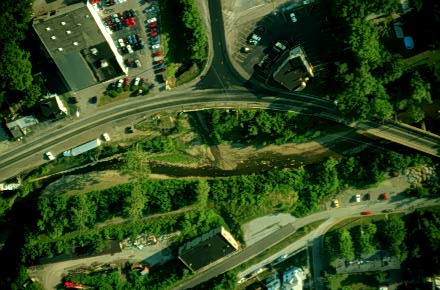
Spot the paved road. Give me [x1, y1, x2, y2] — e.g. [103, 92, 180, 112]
[173, 196, 440, 290]
[1, 0, 440, 182]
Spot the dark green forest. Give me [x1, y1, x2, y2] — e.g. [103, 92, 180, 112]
[327, 0, 440, 123]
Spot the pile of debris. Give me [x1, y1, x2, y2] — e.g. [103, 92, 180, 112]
[405, 165, 438, 186]
[120, 235, 157, 250]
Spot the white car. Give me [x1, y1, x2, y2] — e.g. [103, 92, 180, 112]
[134, 59, 141, 67]
[146, 17, 157, 24]
[118, 38, 125, 47]
[134, 77, 141, 86]
[126, 44, 134, 54]
[355, 194, 361, 202]
[117, 78, 124, 88]
[248, 33, 261, 45]
[102, 133, 111, 141]
[104, 25, 112, 35]
[290, 12, 297, 23]
[151, 44, 161, 50]
[45, 151, 56, 161]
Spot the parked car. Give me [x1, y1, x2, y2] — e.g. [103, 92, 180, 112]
[124, 76, 130, 86]
[153, 51, 164, 57]
[154, 59, 164, 64]
[380, 193, 389, 200]
[154, 63, 165, 70]
[150, 37, 160, 45]
[248, 33, 261, 45]
[118, 38, 125, 47]
[125, 126, 134, 133]
[151, 44, 161, 50]
[290, 12, 297, 22]
[45, 151, 56, 161]
[155, 67, 166, 73]
[117, 78, 124, 87]
[361, 210, 372, 215]
[147, 22, 157, 28]
[144, 6, 156, 13]
[332, 199, 340, 208]
[134, 59, 141, 67]
[102, 133, 111, 141]
[133, 77, 141, 86]
[150, 30, 158, 37]
[355, 194, 361, 203]
[126, 44, 134, 54]
[146, 17, 157, 24]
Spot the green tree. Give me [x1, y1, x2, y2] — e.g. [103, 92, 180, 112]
[380, 216, 407, 260]
[195, 179, 210, 208]
[124, 183, 147, 219]
[339, 229, 355, 261]
[349, 19, 383, 67]
[0, 42, 33, 92]
[359, 223, 377, 256]
[70, 194, 95, 230]
[120, 147, 151, 180]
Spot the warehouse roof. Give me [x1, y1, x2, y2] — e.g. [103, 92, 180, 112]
[178, 227, 239, 271]
[33, 2, 123, 91]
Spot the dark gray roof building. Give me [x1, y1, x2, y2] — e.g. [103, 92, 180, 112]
[178, 227, 240, 272]
[272, 46, 314, 91]
[33, 2, 126, 91]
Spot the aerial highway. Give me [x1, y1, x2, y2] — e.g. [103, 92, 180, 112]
[1, 0, 439, 182]
[173, 195, 440, 290]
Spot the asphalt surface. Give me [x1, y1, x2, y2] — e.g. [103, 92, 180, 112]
[1, 0, 440, 182]
[173, 196, 440, 290]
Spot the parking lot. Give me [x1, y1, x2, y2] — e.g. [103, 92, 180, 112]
[230, 2, 336, 85]
[96, 0, 166, 90]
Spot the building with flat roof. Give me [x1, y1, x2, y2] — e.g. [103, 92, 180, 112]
[178, 227, 240, 271]
[33, 1, 126, 92]
[6, 116, 39, 139]
[272, 46, 314, 91]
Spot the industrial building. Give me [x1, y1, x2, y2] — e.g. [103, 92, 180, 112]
[33, 1, 126, 92]
[63, 138, 102, 157]
[178, 227, 240, 272]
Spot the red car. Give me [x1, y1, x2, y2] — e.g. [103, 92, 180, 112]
[365, 192, 371, 200]
[154, 59, 164, 64]
[380, 193, 389, 201]
[64, 281, 84, 289]
[125, 17, 136, 27]
[124, 76, 130, 86]
[361, 210, 372, 215]
[153, 51, 164, 57]
[150, 31, 158, 37]
[147, 22, 157, 29]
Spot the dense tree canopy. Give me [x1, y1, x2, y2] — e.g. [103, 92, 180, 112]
[0, 0, 38, 110]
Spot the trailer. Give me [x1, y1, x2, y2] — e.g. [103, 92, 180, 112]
[63, 138, 102, 157]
